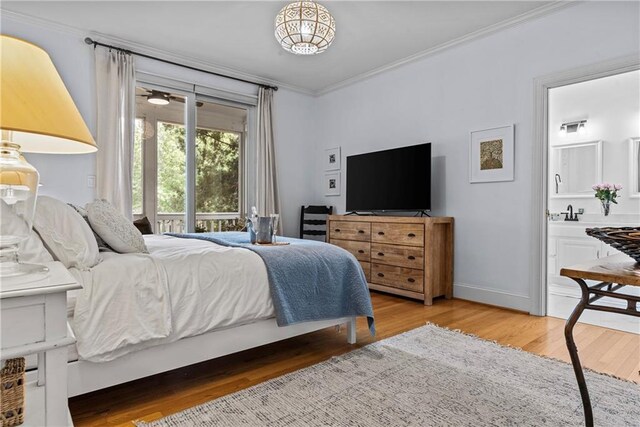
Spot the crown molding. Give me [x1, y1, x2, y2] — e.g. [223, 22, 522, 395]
[315, 1, 578, 96]
[2, 2, 577, 97]
[0, 8, 314, 96]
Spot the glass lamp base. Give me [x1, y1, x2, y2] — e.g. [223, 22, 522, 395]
[0, 260, 49, 279]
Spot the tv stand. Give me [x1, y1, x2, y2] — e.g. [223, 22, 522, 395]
[327, 215, 453, 305]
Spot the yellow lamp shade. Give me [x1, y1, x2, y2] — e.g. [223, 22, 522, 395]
[0, 35, 97, 154]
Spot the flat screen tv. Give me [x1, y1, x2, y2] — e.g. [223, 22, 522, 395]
[346, 143, 431, 213]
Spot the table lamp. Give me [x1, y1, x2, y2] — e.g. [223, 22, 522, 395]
[0, 35, 97, 277]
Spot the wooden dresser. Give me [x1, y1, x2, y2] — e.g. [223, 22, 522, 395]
[327, 215, 454, 305]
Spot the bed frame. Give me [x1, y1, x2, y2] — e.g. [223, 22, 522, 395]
[27, 316, 357, 397]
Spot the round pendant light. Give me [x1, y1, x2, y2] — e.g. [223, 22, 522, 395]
[147, 90, 170, 105]
[275, 1, 336, 55]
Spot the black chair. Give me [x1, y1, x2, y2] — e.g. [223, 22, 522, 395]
[299, 205, 333, 240]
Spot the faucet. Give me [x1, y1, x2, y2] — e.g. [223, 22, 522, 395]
[563, 204, 580, 221]
[554, 174, 562, 194]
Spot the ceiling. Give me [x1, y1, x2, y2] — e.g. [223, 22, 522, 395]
[1, 1, 560, 93]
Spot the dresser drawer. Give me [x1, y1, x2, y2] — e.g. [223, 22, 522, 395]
[371, 263, 424, 293]
[332, 239, 370, 261]
[371, 223, 424, 247]
[371, 243, 424, 269]
[359, 261, 371, 282]
[330, 221, 371, 241]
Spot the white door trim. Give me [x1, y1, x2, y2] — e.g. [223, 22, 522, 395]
[529, 54, 640, 316]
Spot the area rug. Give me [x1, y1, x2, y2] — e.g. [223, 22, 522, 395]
[137, 324, 640, 426]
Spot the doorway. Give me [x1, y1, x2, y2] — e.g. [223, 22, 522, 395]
[134, 85, 248, 233]
[543, 70, 640, 333]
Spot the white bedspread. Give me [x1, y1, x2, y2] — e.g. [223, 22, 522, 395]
[69, 235, 274, 362]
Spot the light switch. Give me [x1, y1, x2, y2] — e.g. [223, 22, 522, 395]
[87, 175, 96, 188]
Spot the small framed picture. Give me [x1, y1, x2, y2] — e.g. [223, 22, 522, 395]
[469, 125, 515, 183]
[325, 147, 341, 171]
[324, 172, 340, 196]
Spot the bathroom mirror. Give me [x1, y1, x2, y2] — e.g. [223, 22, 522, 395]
[630, 138, 640, 198]
[550, 140, 602, 198]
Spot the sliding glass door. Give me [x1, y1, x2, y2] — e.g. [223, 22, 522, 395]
[195, 101, 245, 232]
[134, 85, 247, 233]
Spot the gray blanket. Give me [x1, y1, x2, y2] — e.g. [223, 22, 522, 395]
[167, 232, 375, 334]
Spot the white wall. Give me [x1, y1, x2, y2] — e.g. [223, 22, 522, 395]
[548, 70, 640, 219]
[1, 16, 97, 206]
[0, 14, 317, 236]
[313, 1, 640, 311]
[4, 2, 639, 311]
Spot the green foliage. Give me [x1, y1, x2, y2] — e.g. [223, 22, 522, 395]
[133, 119, 240, 216]
[194, 127, 239, 213]
[157, 122, 187, 213]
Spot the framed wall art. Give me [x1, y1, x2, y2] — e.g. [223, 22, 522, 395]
[469, 125, 515, 183]
[324, 147, 341, 171]
[324, 172, 340, 196]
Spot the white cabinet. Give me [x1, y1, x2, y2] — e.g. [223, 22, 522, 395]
[548, 223, 624, 292]
[0, 262, 80, 426]
[547, 222, 640, 333]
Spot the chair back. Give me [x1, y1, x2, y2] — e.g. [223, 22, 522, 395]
[299, 205, 333, 241]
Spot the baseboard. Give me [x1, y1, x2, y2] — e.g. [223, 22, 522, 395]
[453, 282, 530, 313]
[548, 283, 639, 310]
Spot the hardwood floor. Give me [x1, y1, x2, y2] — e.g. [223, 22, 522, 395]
[70, 292, 640, 426]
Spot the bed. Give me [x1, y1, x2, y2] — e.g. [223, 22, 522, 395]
[21, 201, 374, 397]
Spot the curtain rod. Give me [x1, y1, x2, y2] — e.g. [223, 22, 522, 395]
[84, 37, 278, 92]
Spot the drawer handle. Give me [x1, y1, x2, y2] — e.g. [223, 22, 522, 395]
[407, 278, 415, 283]
[377, 252, 384, 256]
[408, 255, 416, 260]
[377, 273, 385, 278]
[407, 233, 416, 238]
[378, 231, 385, 236]
[358, 249, 365, 254]
[358, 230, 365, 234]
[335, 228, 341, 232]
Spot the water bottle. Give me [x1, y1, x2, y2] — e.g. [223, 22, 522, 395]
[248, 206, 258, 243]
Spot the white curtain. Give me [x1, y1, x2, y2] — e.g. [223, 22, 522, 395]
[255, 87, 282, 227]
[94, 49, 136, 218]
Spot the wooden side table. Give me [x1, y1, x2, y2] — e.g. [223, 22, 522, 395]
[560, 254, 640, 427]
[1, 262, 80, 426]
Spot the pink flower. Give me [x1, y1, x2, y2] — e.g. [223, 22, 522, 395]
[592, 184, 599, 190]
[614, 184, 623, 190]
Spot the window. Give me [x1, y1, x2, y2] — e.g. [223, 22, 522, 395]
[196, 127, 240, 214]
[134, 85, 247, 233]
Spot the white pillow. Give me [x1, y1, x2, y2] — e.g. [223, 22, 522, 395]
[86, 199, 148, 254]
[0, 200, 53, 264]
[68, 203, 113, 252]
[33, 196, 100, 270]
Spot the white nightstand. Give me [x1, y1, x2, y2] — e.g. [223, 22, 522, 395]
[1, 262, 80, 426]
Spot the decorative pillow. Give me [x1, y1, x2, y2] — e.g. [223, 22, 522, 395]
[32, 196, 101, 270]
[68, 204, 113, 252]
[133, 217, 154, 235]
[0, 200, 54, 264]
[87, 199, 148, 254]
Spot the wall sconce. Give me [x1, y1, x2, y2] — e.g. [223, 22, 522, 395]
[559, 119, 587, 136]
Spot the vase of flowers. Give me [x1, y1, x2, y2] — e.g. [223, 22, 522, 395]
[592, 183, 622, 216]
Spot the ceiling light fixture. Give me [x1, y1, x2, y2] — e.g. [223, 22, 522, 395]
[275, 1, 336, 55]
[559, 119, 587, 136]
[147, 91, 170, 105]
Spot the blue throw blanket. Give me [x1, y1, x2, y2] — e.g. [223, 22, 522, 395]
[167, 232, 375, 335]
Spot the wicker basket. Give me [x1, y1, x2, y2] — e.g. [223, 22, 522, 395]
[586, 227, 640, 262]
[1, 358, 25, 427]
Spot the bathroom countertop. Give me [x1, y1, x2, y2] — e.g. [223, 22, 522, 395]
[548, 214, 640, 227]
